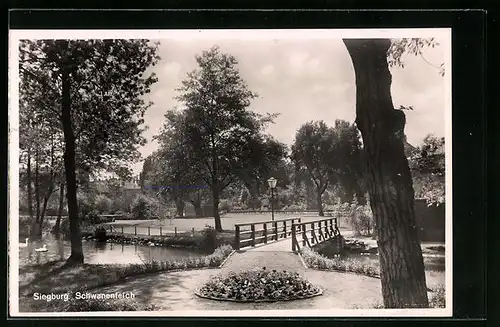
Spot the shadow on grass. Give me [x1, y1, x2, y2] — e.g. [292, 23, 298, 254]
[19, 260, 69, 291]
[19, 261, 121, 296]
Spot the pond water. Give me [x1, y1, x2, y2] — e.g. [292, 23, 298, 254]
[324, 251, 445, 272]
[18, 234, 205, 267]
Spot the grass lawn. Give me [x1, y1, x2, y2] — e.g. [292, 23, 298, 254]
[18, 245, 233, 312]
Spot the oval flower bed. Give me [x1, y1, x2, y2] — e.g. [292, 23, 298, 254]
[195, 267, 322, 302]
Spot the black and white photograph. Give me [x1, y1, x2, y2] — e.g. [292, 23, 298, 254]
[8, 28, 452, 317]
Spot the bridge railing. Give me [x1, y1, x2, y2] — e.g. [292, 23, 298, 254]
[291, 217, 341, 252]
[234, 217, 301, 250]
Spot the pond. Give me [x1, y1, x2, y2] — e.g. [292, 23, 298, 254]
[18, 234, 205, 267]
[315, 238, 446, 272]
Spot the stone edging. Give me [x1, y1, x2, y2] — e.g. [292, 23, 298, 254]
[194, 287, 323, 303]
[296, 252, 310, 270]
[218, 250, 236, 268]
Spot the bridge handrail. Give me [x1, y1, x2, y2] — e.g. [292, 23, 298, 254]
[234, 217, 302, 227]
[291, 217, 341, 252]
[234, 217, 301, 250]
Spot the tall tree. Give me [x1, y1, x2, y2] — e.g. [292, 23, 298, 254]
[291, 121, 338, 216]
[342, 38, 429, 308]
[19, 74, 65, 237]
[174, 46, 275, 231]
[19, 39, 159, 263]
[332, 119, 366, 205]
[233, 135, 288, 208]
[152, 110, 208, 217]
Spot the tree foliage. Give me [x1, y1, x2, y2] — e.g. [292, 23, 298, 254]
[388, 38, 445, 76]
[169, 45, 277, 231]
[291, 120, 338, 216]
[409, 134, 445, 204]
[18, 39, 160, 263]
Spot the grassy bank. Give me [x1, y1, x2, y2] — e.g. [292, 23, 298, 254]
[19, 245, 233, 312]
[300, 247, 445, 290]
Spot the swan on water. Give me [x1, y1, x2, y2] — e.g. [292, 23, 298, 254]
[19, 238, 29, 248]
[35, 244, 48, 252]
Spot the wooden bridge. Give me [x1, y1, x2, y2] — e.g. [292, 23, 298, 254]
[234, 216, 342, 252]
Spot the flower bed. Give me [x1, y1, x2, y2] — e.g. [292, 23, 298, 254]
[300, 247, 380, 278]
[195, 267, 322, 302]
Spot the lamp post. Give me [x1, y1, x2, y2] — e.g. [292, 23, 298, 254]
[267, 177, 277, 221]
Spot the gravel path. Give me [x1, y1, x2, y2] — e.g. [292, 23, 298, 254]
[91, 245, 444, 312]
[95, 250, 387, 311]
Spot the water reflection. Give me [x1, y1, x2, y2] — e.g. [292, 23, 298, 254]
[19, 234, 204, 267]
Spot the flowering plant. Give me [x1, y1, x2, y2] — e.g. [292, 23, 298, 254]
[196, 267, 322, 302]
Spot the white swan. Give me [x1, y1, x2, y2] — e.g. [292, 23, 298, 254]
[19, 238, 29, 248]
[35, 244, 48, 252]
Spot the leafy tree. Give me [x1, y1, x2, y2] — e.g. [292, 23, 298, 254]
[291, 121, 338, 216]
[150, 110, 209, 217]
[19, 76, 66, 237]
[332, 119, 366, 205]
[234, 135, 288, 209]
[409, 134, 445, 204]
[342, 38, 441, 307]
[173, 46, 276, 231]
[19, 39, 160, 264]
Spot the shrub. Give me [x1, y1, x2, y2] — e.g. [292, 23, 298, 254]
[198, 225, 219, 252]
[59, 297, 158, 312]
[350, 205, 374, 236]
[300, 247, 380, 278]
[219, 199, 233, 212]
[284, 203, 308, 211]
[196, 267, 322, 302]
[95, 195, 113, 214]
[131, 194, 156, 220]
[94, 226, 107, 242]
[429, 284, 446, 308]
[83, 209, 101, 225]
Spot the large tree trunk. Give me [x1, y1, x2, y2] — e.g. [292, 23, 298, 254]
[316, 188, 324, 216]
[39, 182, 55, 236]
[211, 185, 222, 232]
[61, 62, 84, 265]
[343, 39, 428, 308]
[26, 148, 34, 221]
[305, 180, 314, 209]
[190, 192, 203, 217]
[31, 149, 41, 238]
[35, 148, 40, 222]
[53, 182, 65, 235]
[175, 198, 185, 217]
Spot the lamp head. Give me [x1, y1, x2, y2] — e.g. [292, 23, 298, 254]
[267, 177, 277, 189]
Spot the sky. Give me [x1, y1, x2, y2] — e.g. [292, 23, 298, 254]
[132, 34, 449, 175]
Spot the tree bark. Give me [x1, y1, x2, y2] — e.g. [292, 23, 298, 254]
[306, 181, 314, 209]
[190, 192, 203, 217]
[53, 182, 65, 235]
[26, 148, 34, 220]
[316, 188, 324, 216]
[211, 183, 222, 231]
[343, 38, 429, 308]
[60, 60, 84, 265]
[175, 198, 185, 217]
[35, 148, 40, 222]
